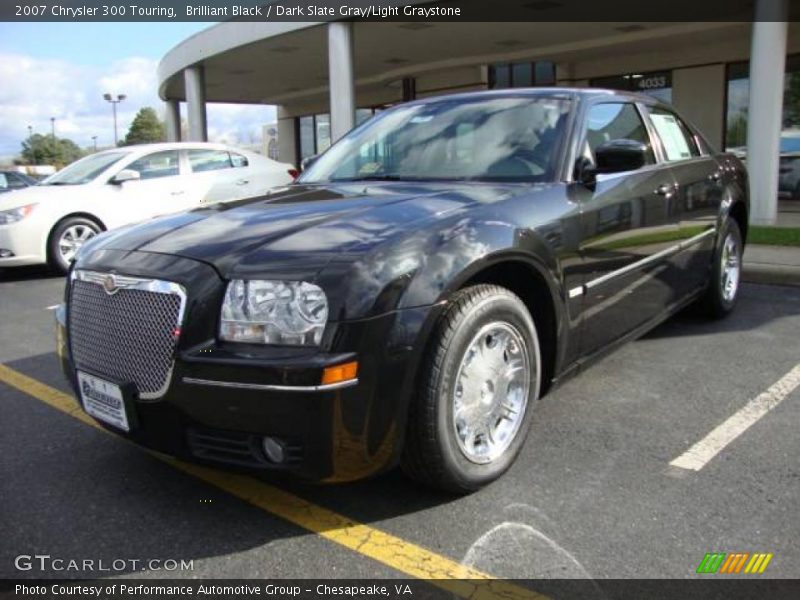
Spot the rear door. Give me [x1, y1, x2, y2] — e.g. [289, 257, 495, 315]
[184, 148, 256, 204]
[572, 100, 680, 357]
[644, 106, 722, 294]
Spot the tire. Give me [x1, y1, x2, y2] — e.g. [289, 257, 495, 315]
[47, 217, 102, 274]
[401, 284, 542, 494]
[700, 218, 743, 318]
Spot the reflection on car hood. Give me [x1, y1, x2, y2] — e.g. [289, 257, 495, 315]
[92, 182, 528, 277]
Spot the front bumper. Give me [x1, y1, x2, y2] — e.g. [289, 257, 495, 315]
[56, 271, 433, 483]
[0, 221, 44, 266]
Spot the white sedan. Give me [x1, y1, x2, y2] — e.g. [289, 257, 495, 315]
[0, 142, 297, 273]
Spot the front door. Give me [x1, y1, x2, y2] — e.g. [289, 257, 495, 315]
[572, 101, 680, 357]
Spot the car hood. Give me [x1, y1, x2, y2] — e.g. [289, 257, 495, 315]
[91, 182, 529, 278]
[0, 183, 87, 209]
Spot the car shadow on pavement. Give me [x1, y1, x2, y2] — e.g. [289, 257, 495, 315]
[0, 265, 62, 282]
[644, 282, 800, 340]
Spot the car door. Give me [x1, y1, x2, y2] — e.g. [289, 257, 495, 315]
[184, 148, 252, 204]
[107, 149, 190, 226]
[572, 100, 680, 357]
[644, 106, 722, 295]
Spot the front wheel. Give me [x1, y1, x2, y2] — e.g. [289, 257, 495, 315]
[700, 218, 743, 318]
[401, 284, 541, 494]
[48, 217, 101, 274]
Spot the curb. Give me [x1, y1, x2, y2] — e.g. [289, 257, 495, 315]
[743, 263, 800, 287]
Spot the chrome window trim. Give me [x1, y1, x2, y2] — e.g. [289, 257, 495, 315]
[568, 227, 716, 298]
[182, 377, 359, 392]
[70, 269, 188, 400]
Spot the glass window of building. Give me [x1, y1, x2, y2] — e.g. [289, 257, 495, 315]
[299, 116, 316, 161]
[590, 71, 672, 103]
[489, 61, 556, 89]
[725, 55, 800, 152]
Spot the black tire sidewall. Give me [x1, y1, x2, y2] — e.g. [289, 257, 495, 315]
[48, 217, 100, 274]
[433, 292, 541, 490]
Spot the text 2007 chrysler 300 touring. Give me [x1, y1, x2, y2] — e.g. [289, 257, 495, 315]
[57, 89, 748, 492]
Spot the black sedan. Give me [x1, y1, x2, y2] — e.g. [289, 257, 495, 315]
[56, 89, 748, 493]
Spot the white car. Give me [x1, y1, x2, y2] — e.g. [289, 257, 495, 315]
[0, 142, 297, 273]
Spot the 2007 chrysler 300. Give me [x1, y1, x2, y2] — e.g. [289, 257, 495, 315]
[57, 89, 748, 492]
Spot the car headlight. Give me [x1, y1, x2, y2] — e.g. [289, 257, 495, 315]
[220, 280, 329, 346]
[0, 204, 36, 225]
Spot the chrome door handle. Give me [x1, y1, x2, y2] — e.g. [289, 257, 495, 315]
[170, 190, 185, 196]
[654, 183, 675, 196]
[236, 179, 249, 185]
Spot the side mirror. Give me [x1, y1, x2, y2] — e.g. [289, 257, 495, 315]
[111, 169, 141, 185]
[594, 139, 650, 174]
[300, 155, 319, 172]
[576, 157, 597, 189]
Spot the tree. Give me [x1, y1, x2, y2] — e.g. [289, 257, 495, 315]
[121, 107, 165, 146]
[20, 134, 84, 168]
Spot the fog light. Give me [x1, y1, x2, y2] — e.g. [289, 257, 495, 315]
[0, 249, 14, 258]
[262, 436, 286, 464]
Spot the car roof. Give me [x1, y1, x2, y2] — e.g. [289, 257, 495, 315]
[403, 86, 666, 108]
[93, 141, 250, 156]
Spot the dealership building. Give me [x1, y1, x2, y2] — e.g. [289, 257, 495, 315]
[157, 0, 798, 224]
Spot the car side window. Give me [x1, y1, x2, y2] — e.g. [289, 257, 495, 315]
[584, 103, 655, 167]
[230, 153, 249, 168]
[6, 173, 28, 189]
[647, 108, 700, 161]
[189, 149, 233, 172]
[0, 174, 7, 190]
[126, 151, 180, 180]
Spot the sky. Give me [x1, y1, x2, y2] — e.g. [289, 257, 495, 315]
[0, 22, 278, 161]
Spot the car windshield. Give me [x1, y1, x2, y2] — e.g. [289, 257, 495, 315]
[41, 151, 130, 185]
[299, 96, 571, 184]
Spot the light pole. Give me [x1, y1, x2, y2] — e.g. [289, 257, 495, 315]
[103, 93, 126, 145]
[27, 125, 36, 165]
[91, 136, 98, 152]
[50, 117, 55, 138]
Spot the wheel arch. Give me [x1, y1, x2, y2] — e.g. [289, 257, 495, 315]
[44, 212, 107, 261]
[459, 258, 562, 395]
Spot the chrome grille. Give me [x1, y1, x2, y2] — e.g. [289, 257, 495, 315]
[68, 270, 186, 399]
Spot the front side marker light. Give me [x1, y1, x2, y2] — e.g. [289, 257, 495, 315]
[321, 361, 359, 386]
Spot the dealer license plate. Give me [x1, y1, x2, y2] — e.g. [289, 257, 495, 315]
[77, 371, 130, 432]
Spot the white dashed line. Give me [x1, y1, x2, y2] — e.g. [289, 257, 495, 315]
[670, 362, 800, 471]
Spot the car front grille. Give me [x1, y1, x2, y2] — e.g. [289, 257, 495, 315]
[68, 270, 186, 399]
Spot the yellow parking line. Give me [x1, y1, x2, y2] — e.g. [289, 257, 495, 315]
[0, 363, 546, 600]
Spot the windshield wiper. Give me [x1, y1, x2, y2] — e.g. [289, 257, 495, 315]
[42, 181, 79, 186]
[332, 175, 408, 182]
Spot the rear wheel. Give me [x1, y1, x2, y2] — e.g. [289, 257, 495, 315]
[700, 218, 743, 318]
[401, 284, 541, 494]
[48, 217, 101, 274]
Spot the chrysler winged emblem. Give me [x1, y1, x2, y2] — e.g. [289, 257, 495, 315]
[102, 274, 120, 295]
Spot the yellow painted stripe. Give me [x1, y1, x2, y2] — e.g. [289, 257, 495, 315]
[758, 553, 773, 574]
[749, 554, 766, 574]
[0, 364, 546, 600]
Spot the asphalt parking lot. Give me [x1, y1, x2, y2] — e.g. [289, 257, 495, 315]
[1, 266, 799, 585]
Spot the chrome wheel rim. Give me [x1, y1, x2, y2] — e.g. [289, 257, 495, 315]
[452, 321, 531, 464]
[58, 224, 96, 264]
[720, 232, 740, 303]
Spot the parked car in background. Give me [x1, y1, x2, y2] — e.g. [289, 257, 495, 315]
[778, 130, 800, 199]
[0, 170, 37, 193]
[57, 89, 748, 492]
[0, 142, 297, 272]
